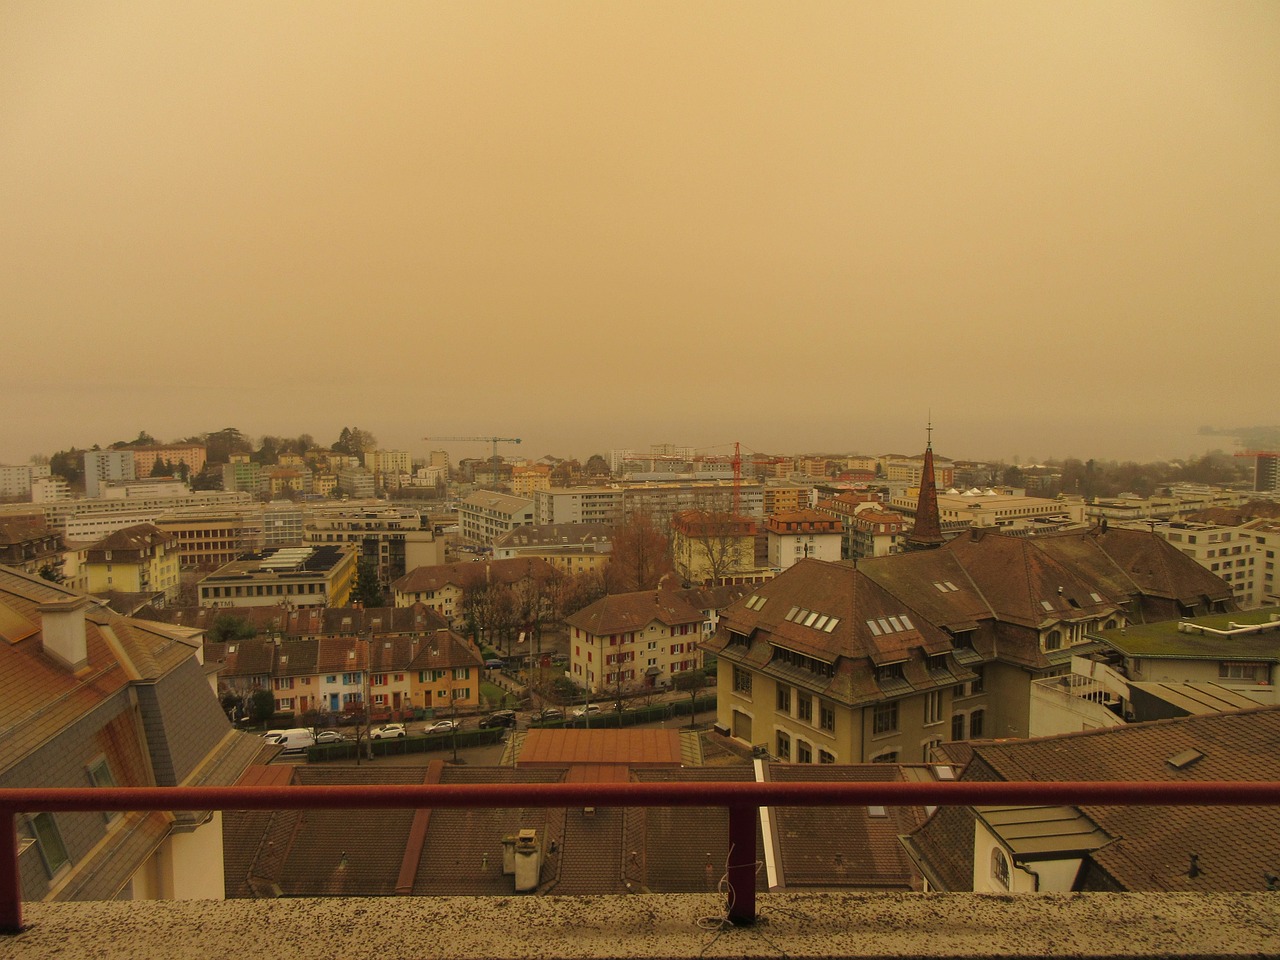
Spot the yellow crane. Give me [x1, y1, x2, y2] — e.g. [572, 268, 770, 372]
[423, 436, 522, 483]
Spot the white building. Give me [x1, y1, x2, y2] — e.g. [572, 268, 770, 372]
[458, 491, 535, 545]
[84, 449, 136, 497]
[764, 511, 843, 570]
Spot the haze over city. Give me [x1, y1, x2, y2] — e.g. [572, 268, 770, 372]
[3, 2, 1277, 466]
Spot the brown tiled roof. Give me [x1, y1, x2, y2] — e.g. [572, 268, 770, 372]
[905, 445, 944, 548]
[565, 589, 703, 636]
[0, 514, 53, 545]
[909, 706, 1280, 892]
[517, 729, 684, 766]
[768, 763, 925, 890]
[89, 522, 172, 555]
[393, 557, 558, 595]
[140, 602, 449, 639]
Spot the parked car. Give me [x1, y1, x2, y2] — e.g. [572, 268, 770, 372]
[479, 710, 517, 729]
[369, 723, 407, 739]
[424, 719, 459, 734]
[536, 709, 564, 722]
[262, 728, 315, 753]
[570, 704, 601, 719]
[314, 730, 349, 745]
[484, 658, 505, 669]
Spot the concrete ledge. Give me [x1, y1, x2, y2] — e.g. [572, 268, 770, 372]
[3, 893, 1279, 959]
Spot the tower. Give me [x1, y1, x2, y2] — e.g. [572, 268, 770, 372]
[904, 421, 944, 551]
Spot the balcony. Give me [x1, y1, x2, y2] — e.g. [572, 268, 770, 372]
[4, 781, 1280, 958]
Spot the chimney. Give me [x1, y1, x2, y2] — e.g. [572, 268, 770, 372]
[38, 596, 92, 671]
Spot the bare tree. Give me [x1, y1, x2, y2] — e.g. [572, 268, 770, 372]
[606, 508, 673, 593]
[673, 493, 754, 586]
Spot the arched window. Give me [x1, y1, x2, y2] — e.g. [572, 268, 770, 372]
[991, 846, 1010, 888]
[1104, 619, 1118, 630]
[1045, 630, 1062, 651]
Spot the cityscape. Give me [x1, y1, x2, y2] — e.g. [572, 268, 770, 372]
[4, 0, 1279, 955]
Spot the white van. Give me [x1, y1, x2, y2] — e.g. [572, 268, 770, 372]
[263, 728, 316, 753]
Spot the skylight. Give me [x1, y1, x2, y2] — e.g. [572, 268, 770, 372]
[785, 606, 800, 622]
[1040, 600, 1054, 611]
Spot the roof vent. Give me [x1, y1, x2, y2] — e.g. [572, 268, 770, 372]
[1167, 749, 1205, 770]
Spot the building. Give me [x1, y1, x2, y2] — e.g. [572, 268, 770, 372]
[197, 544, 357, 609]
[221, 456, 261, 496]
[1112, 519, 1262, 607]
[902, 706, 1280, 892]
[363, 449, 412, 491]
[0, 463, 49, 500]
[304, 505, 444, 589]
[458, 491, 536, 545]
[884, 453, 955, 488]
[670, 510, 760, 586]
[761, 482, 813, 517]
[31, 475, 70, 503]
[84, 523, 181, 603]
[128, 444, 208, 478]
[391, 557, 558, 625]
[764, 510, 842, 570]
[0, 514, 63, 578]
[566, 588, 706, 692]
[703, 526, 1235, 764]
[0, 565, 260, 906]
[533, 486, 626, 526]
[846, 506, 907, 559]
[84, 449, 136, 497]
[492, 523, 613, 577]
[336, 465, 376, 499]
[510, 464, 552, 499]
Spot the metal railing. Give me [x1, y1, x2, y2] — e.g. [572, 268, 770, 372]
[3, 779, 1278, 934]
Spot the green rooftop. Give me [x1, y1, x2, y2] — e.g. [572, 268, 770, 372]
[1091, 607, 1280, 660]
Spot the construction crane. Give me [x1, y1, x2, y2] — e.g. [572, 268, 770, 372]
[423, 436, 522, 484]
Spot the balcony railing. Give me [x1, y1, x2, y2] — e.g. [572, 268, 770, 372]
[3, 779, 1278, 935]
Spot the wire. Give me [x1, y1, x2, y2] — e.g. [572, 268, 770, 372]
[695, 841, 767, 935]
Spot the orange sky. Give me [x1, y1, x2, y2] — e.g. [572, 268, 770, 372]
[2, 2, 1277, 465]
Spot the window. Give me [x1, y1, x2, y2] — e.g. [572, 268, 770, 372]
[796, 740, 812, 763]
[797, 695, 812, 723]
[971, 667, 985, 694]
[371, 674, 387, 685]
[991, 847, 1010, 888]
[951, 713, 966, 741]
[25, 813, 68, 877]
[924, 690, 943, 725]
[922, 737, 942, 762]
[453, 667, 469, 680]
[776, 731, 790, 760]
[776, 686, 791, 713]
[733, 666, 752, 695]
[1220, 662, 1267, 682]
[969, 709, 985, 738]
[875, 662, 904, 683]
[818, 749, 836, 764]
[872, 701, 898, 735]
[871, 750, 898, 763]
[87, 758, 119, 824]
[819, 702, 835, 732]
[1044, 630, 1062, 651]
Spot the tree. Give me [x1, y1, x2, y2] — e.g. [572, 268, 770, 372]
[673, 494, 752, 586]
[333, 427, 377, 457]
[584, 454, 611, 478]
[247, 688, 276, 724]
[672, 667, 710, 727]
[606, 509, 672, 593]
[48, 448, 85, 488]
[253, 435, 283, 465]
[37, 562, 65, 584]
[204, 427, 253, 464]
[350, 559, 387, 608]
[112, 430, 156, 449]
[208, 614, 257, 643]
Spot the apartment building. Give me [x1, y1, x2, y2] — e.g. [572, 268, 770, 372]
[533, 486, 626, 526]
[128, 444, 208, 477]
[221, 456, 261, 495]
[847, 506, 907, 559]
[84, 523, 181, 602]
[84, 449, 136, 496]
[197, 544, 357, 609]
[762, 481, 813, 516]
[0, 514, 62, 576]
[670, 510, 761, 586]
[458, 491, 535, 545]
[304, 505, 444, 588]
[764, 510, 842, 570]
[567, 588, 707, 693]
[0, 463, 49, 500]
[492, 523, 613, 577]
[704, 526, 1234, 764]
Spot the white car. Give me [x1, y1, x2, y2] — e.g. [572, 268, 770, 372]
[571, 704, 601, 719]
[424, 719, 459, 734]
[369, 723, 407, 739]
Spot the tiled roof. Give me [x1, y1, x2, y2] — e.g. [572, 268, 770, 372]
[517, 729, 685, 766]
[493, 523, 614, 549]
[90, 522, 171, 554]
[565, 589, 703, 636]
[393, 557, 557, 595]
[140, 602, 450, 639]
[909, 706, 1280, 892]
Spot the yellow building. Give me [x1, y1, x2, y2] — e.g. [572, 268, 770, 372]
[84, 523, 181, 601]
[670, 510, 761, 586]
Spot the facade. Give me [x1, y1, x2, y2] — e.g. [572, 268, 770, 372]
[510, 464, 552, 499]
[764, 510, 842, 570]
[670, 510, 760, 586]
[1115, 519, 1262, 607]
[0, 514, 63, 577]
[336, 465, 376, 499]
[84, 523, 181, 602]
[197, 544, 358, 609]
[304, 505, 444, 589]
[847, 506, 907, 559]
[762, 482, 813, 516]
[459, 491, 536, 545]
[0, 463, 49, 500]
[533, 486, 626, 526]
[885, 453, 955, 488]
[566, 588, 706, 692]
[492, 523, 613, 577]
[84, 449, 136, 497]
[0, 565, 259, 906]
[31, 475, 70, 503]
[221, 456, 262, 495]
[391, 557, 558, 625]
[703, 527, 1235, 764]
[128, 444, 208, 477]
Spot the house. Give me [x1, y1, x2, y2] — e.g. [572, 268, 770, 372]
[703, 526, 1236, 764]
[566, 588, 706, 693]
[764, 510, 842, 570]
[670, 509, 761, 586]
[457, 491, 535, 545]
[391, 557, 558, 625]
[902, 706, 1280, 892]
[83, 523, 180, 603]
[0, 564, 260, 904]
[0, 513, 63, 578]
[492, 523, 613, 577]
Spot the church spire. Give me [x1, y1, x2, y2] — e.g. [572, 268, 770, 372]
[905, 419, 944, 550]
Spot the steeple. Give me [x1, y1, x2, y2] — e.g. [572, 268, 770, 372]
[905, 419, 944, 550]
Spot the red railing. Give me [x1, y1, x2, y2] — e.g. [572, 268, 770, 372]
[3, 779, 1278, 933]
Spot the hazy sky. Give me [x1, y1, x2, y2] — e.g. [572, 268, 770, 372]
[3, 2, 1277, 467]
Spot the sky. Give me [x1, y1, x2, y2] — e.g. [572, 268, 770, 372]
[2, 2, 1277, 468]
